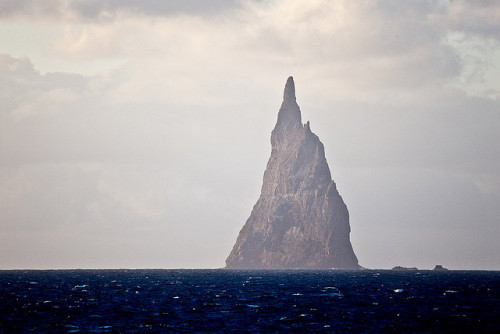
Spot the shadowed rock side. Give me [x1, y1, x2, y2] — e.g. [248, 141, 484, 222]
[226, 77, 360, 269]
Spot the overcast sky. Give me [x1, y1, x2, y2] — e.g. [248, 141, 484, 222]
[1, 0, 499, 270]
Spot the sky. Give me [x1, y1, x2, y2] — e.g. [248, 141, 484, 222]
[0, 0, 499, 270]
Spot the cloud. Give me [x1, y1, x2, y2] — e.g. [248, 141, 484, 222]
[1, 54, 87, 111]
[69, 0, 239, 19]
[0, 0, 240, 21]
[444, 0, 500, 39]
[1, 0, 499, 269]
[0, 0, 67, 20]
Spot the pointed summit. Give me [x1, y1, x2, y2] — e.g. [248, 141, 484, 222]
[226, 77, 360, 269]
[275, 76, 301, 132]
[283, 76, 296, 102]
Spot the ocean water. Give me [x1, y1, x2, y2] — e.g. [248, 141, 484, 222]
[1, 270, 499, 333]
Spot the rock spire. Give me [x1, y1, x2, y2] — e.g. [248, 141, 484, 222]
[283, 76, 296, 101]
[225, 77, 360, 269]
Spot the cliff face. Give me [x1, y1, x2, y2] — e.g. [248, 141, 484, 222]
[226, 77, 360, 269]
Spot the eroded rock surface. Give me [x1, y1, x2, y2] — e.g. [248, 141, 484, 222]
[226, 77, 360, 269]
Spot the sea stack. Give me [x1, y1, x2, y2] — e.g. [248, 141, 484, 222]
[226, 77, 360, 269]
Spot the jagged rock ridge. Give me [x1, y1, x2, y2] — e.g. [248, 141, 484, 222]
[226, 76, 360, 269]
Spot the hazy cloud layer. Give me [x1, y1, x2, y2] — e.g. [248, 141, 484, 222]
[0, 0, 239, 20]
[1, 0, 499, 269]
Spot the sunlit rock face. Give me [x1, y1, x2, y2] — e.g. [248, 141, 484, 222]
[226, 77, 360, 269]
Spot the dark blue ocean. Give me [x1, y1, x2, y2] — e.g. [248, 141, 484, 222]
[1, 270, 499, 333]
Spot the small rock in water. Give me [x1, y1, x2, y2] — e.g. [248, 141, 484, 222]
[392, 266, 418, 271]
[433, 265, 448, 271]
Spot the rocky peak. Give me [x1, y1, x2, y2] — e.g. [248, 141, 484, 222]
[274, 76, 301, 135]
[226, 76, 360, 269]
[283, 76, 296, 102]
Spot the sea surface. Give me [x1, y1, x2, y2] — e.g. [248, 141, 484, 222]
[1, 269, 499, 333]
